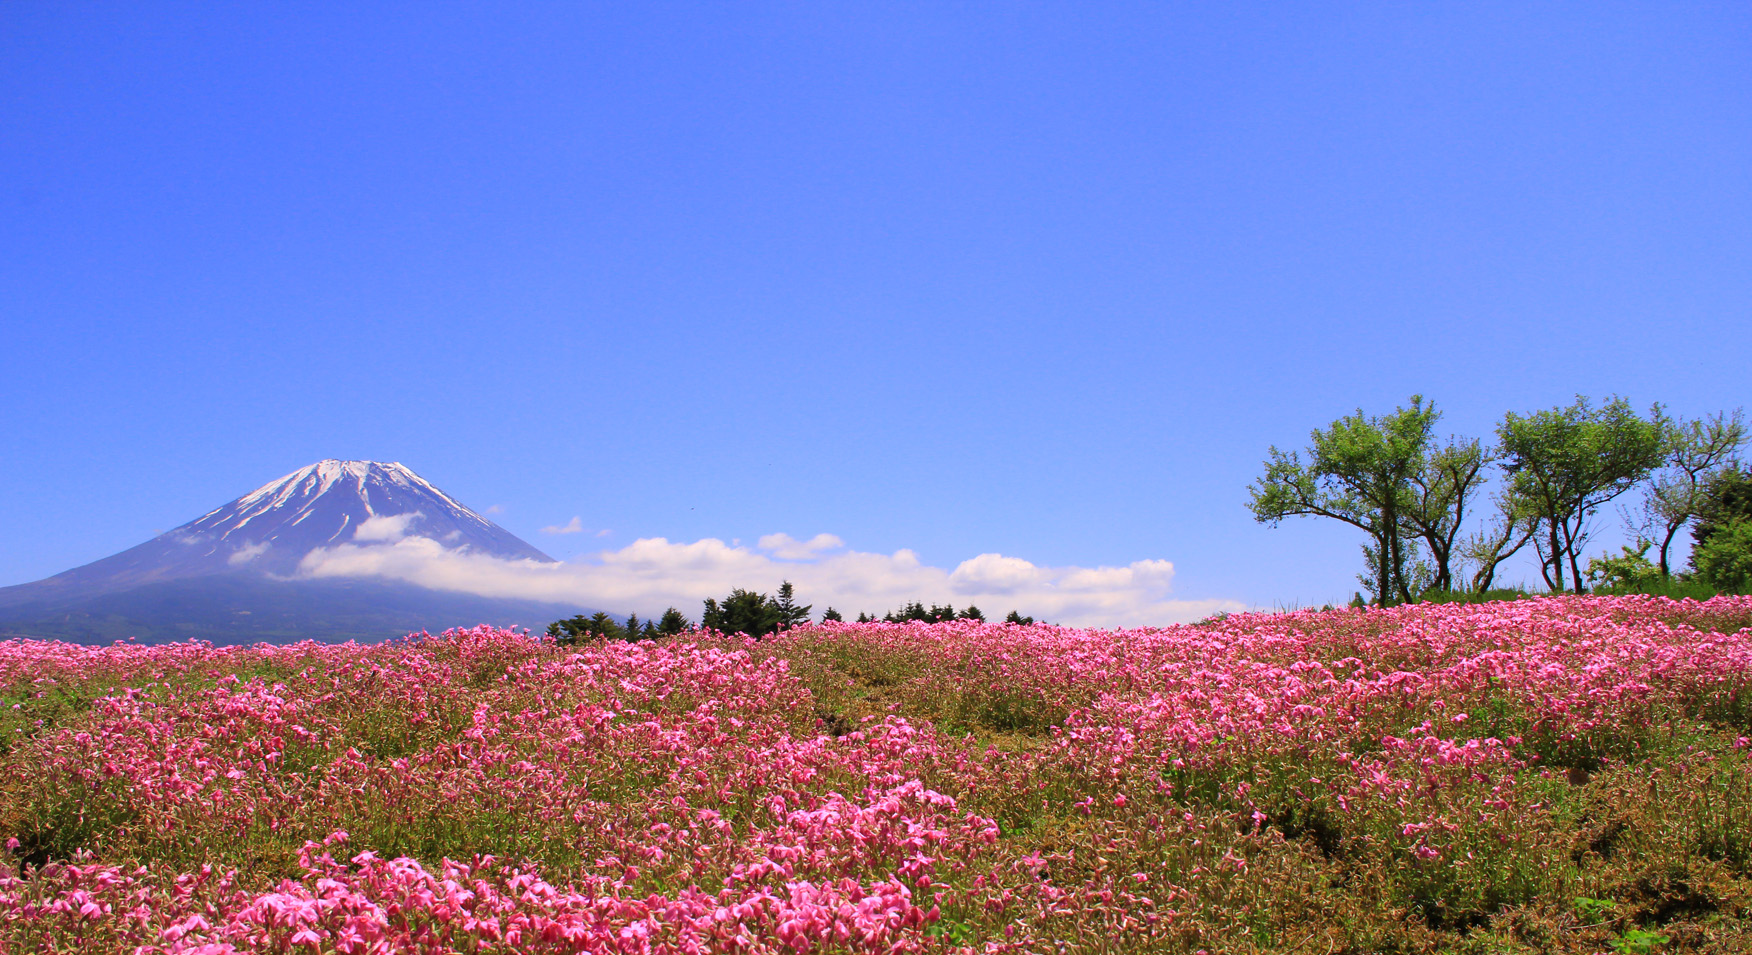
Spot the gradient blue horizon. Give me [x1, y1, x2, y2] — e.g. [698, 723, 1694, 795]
[3, 3, 1748, 612]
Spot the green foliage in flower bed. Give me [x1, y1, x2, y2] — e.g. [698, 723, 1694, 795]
[4, 597, 1752, 952]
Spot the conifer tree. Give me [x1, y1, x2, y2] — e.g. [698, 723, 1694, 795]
[587, 611, 622, 640]
[657, 607, 690, 635]
[702, 589, 783, 637]
[545, 611, 624, 644]
[773, 581, 811, 630]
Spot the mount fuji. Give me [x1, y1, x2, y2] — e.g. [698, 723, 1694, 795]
[0, 461, 595, 644]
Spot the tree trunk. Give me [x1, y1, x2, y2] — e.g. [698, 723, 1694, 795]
[1546, 522, 1565, 592]
[1562, 512, 1586, 594]
[1658, 523, 1679, 578]
[1388, 497, 1415, 604]
[1374, 531, 1391, 607]
[1473, 560, 1496, 594]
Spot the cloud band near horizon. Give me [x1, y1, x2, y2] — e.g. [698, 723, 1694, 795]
[294, 529, 1241, 627]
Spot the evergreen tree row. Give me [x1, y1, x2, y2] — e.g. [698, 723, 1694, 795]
[546, 607, 690, 645]
[844, 602, 1033, 625]
[548, 582, 1043, 643]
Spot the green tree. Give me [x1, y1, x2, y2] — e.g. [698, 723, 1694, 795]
[1586, 542, 1662, 591]
[587, 611, 623, 640]
[884, 601, 928, 623]
[545, 615, 586, 643]
[1249, 397, 1440, 604]
[819, 607, 844, 622]
[1457, 489, 1538, 593]
[1686, 466, 1752, 594]
[1004, 610, 1034, 625]
[1633, 410, 1747, 576]
[1691, 519, 1752, 594]
[545, 611, 624, 645]
[773, 581, 811, 630]
[656, 607, 690, 635]
[701, 588, 783, 638]
[1689, 466, 1752, 554]
[1497, 396, 1666, 593]
[871, 601, 984, 623]
[623, 612, 642, 638]
[1401, 436, 1495, 592]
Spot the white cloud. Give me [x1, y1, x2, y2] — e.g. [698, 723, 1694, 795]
[227, 540, 271, 565]
[947, 553, 1045, 594]
[542, 516, 585, 535]
[296, 531, 1242, 628]
[758, 532, 845, 560]
[484, 504, 505, 515]
[354, 513, 423, 543]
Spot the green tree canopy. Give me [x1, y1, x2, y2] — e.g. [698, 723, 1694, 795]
[656, 607, 690, 635]
[701, 589, 784, 638]
[1634, 410, 1746, 576]
[1686, 465, 1752, 594]
[1691, 466, 1752, 552]
[1690, 519, 1752, 594]
[1497, 396, 1665, 593]
[1401, 435, 1497, 593]
[1249, 396, 1440, 604]
[545, 611, 624, 645]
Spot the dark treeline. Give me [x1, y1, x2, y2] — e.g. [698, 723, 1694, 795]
[846, 603, 1035, 625]
[548, 583, 1041, 642]
[1250, 395, 1750, 604]
[545, 607, 691, 644]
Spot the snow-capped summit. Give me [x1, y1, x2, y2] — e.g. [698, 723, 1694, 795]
[0, 460, 586, 644]
[3, 460, 554, 599]
[180, 459, 552, 573]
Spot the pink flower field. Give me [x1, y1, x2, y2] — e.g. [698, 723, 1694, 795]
[3, 596, 1752, 953]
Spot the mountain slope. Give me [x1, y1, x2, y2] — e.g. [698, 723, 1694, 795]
[0, 576, 587, 646]
[0, 460, 590, 643]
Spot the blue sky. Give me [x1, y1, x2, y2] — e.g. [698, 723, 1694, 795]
[3, 3, 1748, 621]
